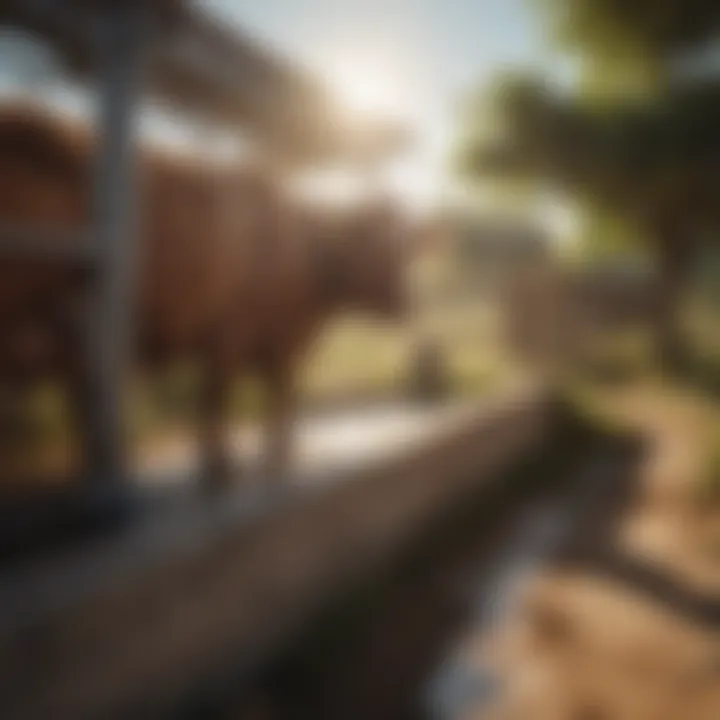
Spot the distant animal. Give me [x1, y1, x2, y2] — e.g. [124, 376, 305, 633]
[0, 103, 408, 485]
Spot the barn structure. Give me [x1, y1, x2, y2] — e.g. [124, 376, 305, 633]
[0, 4, 553, 717]
[0, 0, 405, 500]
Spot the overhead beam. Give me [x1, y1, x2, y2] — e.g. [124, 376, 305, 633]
[0, 0, 407, 163]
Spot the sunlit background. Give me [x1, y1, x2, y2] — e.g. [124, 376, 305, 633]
[1, 1, 719, 718]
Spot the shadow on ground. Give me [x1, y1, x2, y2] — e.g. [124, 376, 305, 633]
[184, 403, 720, 720]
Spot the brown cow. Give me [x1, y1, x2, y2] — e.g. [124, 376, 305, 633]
[0, 103, 407, 485]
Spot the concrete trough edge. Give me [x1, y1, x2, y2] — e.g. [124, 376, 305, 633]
[0, 385, 553, 719]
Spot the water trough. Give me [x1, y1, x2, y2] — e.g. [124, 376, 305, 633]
[0, 384, 552, 719]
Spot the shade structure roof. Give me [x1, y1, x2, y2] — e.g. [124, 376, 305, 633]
[1, 0, 409, 164]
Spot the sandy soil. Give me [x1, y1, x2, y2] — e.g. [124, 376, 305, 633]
[477, 384, 720, 720]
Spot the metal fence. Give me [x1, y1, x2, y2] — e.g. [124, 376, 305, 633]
[0, 0, 401, 500]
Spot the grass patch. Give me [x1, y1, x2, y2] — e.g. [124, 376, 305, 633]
[697, 437, 720, 505]
[2, 308, 504, 482]
[301, 319, 409, 400]
[581, 328, 659, 383]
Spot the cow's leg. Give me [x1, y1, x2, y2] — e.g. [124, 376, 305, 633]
[0, 381, 27, 482]
[67, 359, 94, 481]
[62, 298, 99, 484]
[262, 363, 297, 482]
[198, 359, 235, 490]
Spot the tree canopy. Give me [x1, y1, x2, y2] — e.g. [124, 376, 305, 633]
[540, 0, 720, 70]
[458, 0, 720, 363]
[464, 76, 720, 228]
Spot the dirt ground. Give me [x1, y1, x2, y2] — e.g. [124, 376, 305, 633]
[476, 383, 720, 720]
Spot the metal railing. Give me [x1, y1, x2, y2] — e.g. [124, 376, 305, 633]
[1, 1, 145, 495]
[0, 0, 405, 500]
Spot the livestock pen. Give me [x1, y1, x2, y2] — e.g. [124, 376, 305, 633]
[0, 0, 407, 494]
[0, 3, 557, 719]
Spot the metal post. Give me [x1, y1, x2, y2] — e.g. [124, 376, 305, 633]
[85, 0, 145, 494]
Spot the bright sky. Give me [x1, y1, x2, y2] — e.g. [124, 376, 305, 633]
[200, 0, 563, 211]
[0, 1, 568, 214]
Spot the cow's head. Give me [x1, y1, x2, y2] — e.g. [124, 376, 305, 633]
[337, 199, 409, 319]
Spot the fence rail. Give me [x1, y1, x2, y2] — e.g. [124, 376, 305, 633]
[0, 0, 406, 498]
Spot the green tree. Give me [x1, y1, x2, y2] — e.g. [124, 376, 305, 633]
[541, 0, 720, 95]
[460, 75, 720, 364]
[459, 0, 720, 366]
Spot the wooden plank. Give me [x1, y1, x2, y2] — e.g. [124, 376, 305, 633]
[0, 0, 406, 162]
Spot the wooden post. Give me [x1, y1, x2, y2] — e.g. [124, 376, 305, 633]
[85, 0, 145, 493]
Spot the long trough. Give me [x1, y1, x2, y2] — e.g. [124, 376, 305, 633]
[0, 384, 552, 719]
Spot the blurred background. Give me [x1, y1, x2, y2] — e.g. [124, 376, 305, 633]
[0, 1, 719, 718]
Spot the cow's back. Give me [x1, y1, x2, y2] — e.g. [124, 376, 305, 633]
[0, 105, 254, 372]
[139, 158, 254, 358]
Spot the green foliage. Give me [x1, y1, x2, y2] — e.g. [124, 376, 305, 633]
[460, 75, 720, 244]
[458, 0, 720, 243]
[538, 0, 720, 68]
[453, 73, 550, 180]
[583, 329, 659, 383]
[698, 438, 720, 503]
[456, 0, 720, 366]
[456, 26, 720, 364]
[577, 207, 649, 262]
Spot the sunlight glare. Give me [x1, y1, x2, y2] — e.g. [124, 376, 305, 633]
[325, 52, 411, 122]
